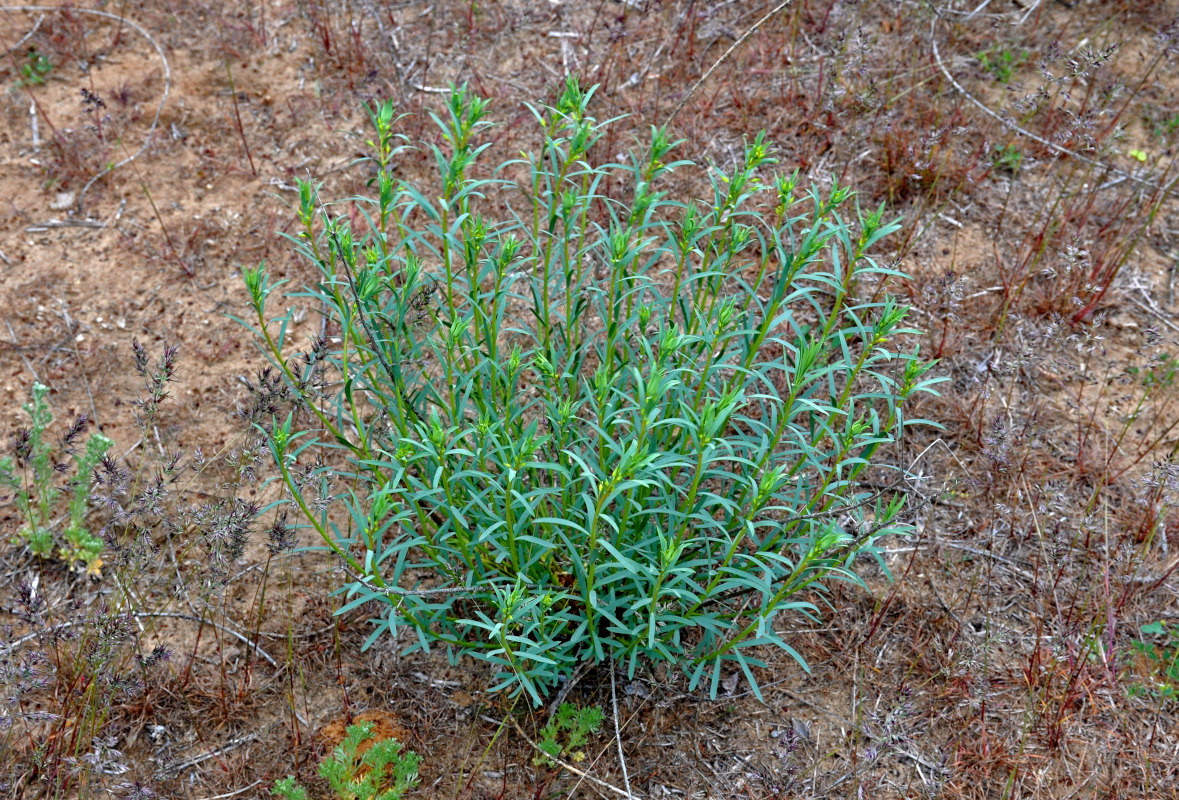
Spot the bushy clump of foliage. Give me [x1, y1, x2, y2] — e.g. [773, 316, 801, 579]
[1, 382, 111, 574]
[244, 77, 941, 705]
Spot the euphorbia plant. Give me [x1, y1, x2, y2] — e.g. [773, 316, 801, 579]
[242, 77, 942, 705]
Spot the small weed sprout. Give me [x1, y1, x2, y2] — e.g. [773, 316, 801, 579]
[977, 46, 1029, 84]
[533, 703, 604, 766]
[246, 78, 942, 705]
[992, 143, 1024, 176]
[1156, 113, 1179, 140]
[16, 47, 53, 87]
[273, 720, 421, 800]
[1130, 621, 1179, 701]
[1, 382, 111, 573]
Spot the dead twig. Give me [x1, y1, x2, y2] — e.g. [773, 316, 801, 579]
[10, 612, 279, 668]
[0, 10, 40, 53]
[610, 666, 634, 799]
[409, 80, 450, 94]
[479, 713, 642, 799]
[665, 0, 794, 126]
[165, 732, 261, 774]
[25, 219, 106, 230]
[193, 779, 265, 800]
[1128, 294, 1179, 335]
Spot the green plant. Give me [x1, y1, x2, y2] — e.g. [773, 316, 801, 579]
[1130, 621, 1179, 701]
[533, 702, 604, 766]
[1148, 110, 1179, 140]
[0, 382, 111, 573]
[977, 46, 1028, 84]
[245, 78, 941, 706]
[16, 47, 53, 87]
[273, 721, 421, 800]
[993, 144, 1024, 176]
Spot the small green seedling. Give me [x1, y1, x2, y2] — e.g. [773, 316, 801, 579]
[977, 46, 1029, 84]
[1129, 621, 1179, 701]
[993, 144, 1024, 176]
[1153, 112, 1179, 140]
[273, 721, 421, 800]
[17, 47, 53, 87]
[533, 703, 604, 766]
